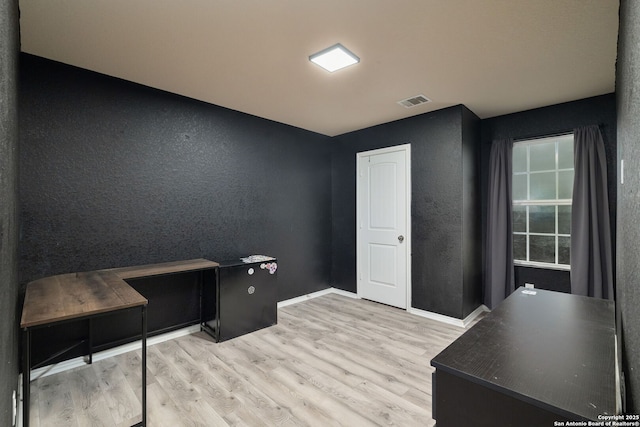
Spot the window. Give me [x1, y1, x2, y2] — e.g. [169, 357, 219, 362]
[512, 134, 574, 270]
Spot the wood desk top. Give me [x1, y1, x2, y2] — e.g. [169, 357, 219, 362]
[21, 258, 220, 329]
[21, 270, 147, 328]
[431, 288, 616, 420]
[105, 258, 219, 280]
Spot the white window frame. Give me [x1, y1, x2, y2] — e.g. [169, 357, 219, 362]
[512, 134, 574, 271]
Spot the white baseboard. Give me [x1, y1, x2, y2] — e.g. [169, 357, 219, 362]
[26, 324, 200, 382]
[277, 287, 359, 308]
[325, 288, 360, 299]
[408, 304, 489, 328]
[462, 304, 490, 327]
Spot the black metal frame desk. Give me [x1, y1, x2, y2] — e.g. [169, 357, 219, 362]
[21, 270, 148, 427]
[431, 287, 617, 426]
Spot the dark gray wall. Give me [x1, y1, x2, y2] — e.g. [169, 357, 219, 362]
[461, 107, 482, 317]
[480, 94, 617, 295]
[19, 54, 332, 302]
[616, 0, 640, 413]
[331, 105, 482, 319]
[0, 0, 19, 425]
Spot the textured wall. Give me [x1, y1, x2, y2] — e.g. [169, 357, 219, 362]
[19, 54, 332, 302]
[0, 0, 19, 425]
[514, 267, 570, 294]
[480, 94, 617, 295]
[616, 0, 640, 413]
[461, 107, 482, 317]
[331, 106, 482, 319]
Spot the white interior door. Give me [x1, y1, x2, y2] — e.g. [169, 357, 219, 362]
[357, 145, 410, 309]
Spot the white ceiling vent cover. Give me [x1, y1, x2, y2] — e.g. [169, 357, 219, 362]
[397, 95, 431, 108]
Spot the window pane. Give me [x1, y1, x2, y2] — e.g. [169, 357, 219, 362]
[530, 172, 555, 200]
[530, 205, 555, 233]
[530, 235, 556, 263]
[513, 205, 526, 232]
[513, 234, 527, 261]
[513, 174, 527, 201]
[530, 142, 555, 171]
[511, 136, 574, 268]
[558, 170, 574, 199]
[558, 139, 573, 169]
[558, 205, 571, 234]
[513, 145, 527, 173]
[558, 236, 570, 265]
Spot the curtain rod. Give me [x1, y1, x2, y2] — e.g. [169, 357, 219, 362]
[512, 124, 603, 143]
[512, 130, 574, 143]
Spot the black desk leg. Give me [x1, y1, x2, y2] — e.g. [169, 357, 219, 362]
[142, 305, 147, 427]
[22, 328, 30, 427]
[88, 318, 93, 364]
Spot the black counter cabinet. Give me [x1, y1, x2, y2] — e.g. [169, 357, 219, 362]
[431, 287, 618, 426]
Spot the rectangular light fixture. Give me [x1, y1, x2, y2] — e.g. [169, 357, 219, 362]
[309, 43, 360, 72]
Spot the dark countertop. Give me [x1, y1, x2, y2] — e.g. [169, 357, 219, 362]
[431, 287, 617, 420]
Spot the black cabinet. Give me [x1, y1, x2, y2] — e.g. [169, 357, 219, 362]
[431, 288, 617, 426]
[202, 256, 278, 342]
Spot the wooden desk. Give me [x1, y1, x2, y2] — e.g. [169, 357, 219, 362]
[431, 288, 617, 426]
[21, 259, 220, 427]
[21, 270, 148, 427]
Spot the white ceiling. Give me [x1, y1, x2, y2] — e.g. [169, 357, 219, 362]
[19, 1, 619, 137]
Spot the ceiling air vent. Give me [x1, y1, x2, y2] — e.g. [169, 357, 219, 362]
[397, 94, 431, 108]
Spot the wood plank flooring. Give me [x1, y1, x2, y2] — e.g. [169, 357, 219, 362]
[29, 294, 475, 427]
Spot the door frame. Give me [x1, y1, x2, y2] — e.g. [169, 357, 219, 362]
[356, 143, 412, 310]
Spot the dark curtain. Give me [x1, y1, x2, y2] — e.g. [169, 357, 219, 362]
[570, 125, 614, 299]
[485, 139, 515, 309]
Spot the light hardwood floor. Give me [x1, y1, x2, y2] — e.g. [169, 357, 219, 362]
[28, 294, 475, 427]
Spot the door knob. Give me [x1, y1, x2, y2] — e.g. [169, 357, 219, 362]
[398, 235, 404, 243]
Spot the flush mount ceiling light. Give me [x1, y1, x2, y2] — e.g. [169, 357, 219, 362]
[309, 43, 360, 72]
